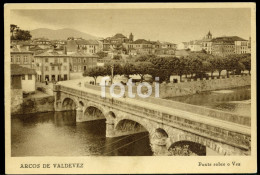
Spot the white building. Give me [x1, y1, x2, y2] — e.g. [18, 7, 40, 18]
[177, 42, 189, 50]
[11, 64, 36, 93]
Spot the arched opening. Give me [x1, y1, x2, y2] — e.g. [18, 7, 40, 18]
[62, 98, 77, 111]
[84, 106, 105, 121]
[168, 141, 206, 156]
[115, 119, 148, 135]
[107, 111, 116, 119]
[104, 119, 152, 156]
[154, 128, 168, 139]
[79, 101, 84, 108]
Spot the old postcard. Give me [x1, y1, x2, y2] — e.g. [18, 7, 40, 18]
[4, 3, 257, 174]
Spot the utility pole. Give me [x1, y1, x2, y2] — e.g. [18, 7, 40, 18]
[111, 64, 114, 84]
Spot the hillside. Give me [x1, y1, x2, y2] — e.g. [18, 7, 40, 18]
[30, 28, 98, 40]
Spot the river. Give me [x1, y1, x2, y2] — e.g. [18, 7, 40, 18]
[166, 86, 251, 117]
[11, 111, 153, 156]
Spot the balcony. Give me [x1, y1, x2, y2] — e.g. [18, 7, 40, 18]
[50, 62, 62, 66]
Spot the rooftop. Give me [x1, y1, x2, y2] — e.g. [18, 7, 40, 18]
[133, 39, 151, 44]
[35, 51, 68, 57]
[70, 52, 99, 57]
[112, 33, 127, 39]
[75, 39, 99, 45]
[11, 64, 36, 76]
[212, 36, 247, 43]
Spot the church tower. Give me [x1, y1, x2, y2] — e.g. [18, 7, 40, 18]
[205, 31, 212, 39]
[129, 33, 134, 42]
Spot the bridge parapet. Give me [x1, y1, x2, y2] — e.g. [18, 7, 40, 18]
[54, 83, 251, 152]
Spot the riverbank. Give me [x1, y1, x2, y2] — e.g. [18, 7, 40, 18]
[159, 75, 250, 98]
[12, 93, 54, 115]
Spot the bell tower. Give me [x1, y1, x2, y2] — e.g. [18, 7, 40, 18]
[205, 31, 212, 39]
[129, 33, 134, 42]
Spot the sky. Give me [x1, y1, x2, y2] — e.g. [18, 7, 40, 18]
[10, 8, 251, 43]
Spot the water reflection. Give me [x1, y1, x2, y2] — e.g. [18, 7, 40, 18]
[11, 111, 153, 157]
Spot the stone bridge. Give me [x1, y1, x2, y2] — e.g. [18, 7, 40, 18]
[53, 81, 251, 156]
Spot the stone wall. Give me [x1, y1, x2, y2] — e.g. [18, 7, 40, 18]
[159, 75, 251, 98]
[11, 89, 23, 114]
[12, 96, 55, 115]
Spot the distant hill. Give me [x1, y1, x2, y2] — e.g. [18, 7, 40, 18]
[30, 28, 98, 40]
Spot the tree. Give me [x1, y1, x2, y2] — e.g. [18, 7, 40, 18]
[240, 54, 251, 74]
[113, 55, 122, 60]
[104, 62, 123, 81]
[133, 62, 155, 82]
[10, 24, 18, 39]
[148, 57, 173, 83]
[212, 55, 225, 77]
[14, 29, 32, 41]
[96, 51, 108, 59]
[122, 62, 135, 79]
[83, 66, 106, 85]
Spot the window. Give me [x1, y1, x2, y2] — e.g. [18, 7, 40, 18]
[28, 75, 32, 80]
[64, 66, 67, 70]
[11, 56, 13, 62]
[52, 66, 55, 71]
[24, 56, 28, 63]
[58, 66, 61, 71]
[54, 58, 58, 63]
[45, 66, 49, 71]
[45, 58, 48, 63]
[74, 66, 77, 72]
[78, 58, 81, 63]
[78, 66, 81, 71]
[17, 56, 20, 62]
[64, 58, 67, 62]
[22, 75, 25, 80]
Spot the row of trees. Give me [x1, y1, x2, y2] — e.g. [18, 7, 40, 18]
[10, 24, 32, 41]
[83, 53, 251, 84]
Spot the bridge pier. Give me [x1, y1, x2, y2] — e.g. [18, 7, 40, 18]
[76, 107, 85, 122]
[106, 120, 115, 137]
[150, 137, 169, 156]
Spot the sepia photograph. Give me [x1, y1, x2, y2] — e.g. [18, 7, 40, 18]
[4, 3, 256, 174]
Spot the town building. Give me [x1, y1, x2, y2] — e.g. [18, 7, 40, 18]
[11, 64, 36, 93]
[11, 47, 35, 69]
[65, 38, 101, 55]
[188, 40, 203, 52]
[211, 36, 249, 57]
[201, 31, 213, 54]
[69, 52, 98, 72]
[33, 38, 53, 49]
[75, 39, 100, 54]
[34, 51, 70, 82]
[247, 37, 251, 53]
[124, 39, 154, 55]
[177, 42, 189, 50]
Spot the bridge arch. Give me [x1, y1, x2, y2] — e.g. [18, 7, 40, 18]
[114, 114, 155, 135]
[62, 97, 78, 111]
[85, 102, 108, 116]
[168, 140, 206, 156]
[84, 106, 106, 121]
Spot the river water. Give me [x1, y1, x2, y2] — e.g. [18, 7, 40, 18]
[11, 86, 251, 156]
[166, 86, 251, 117]
[11, 111, 153, 156]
